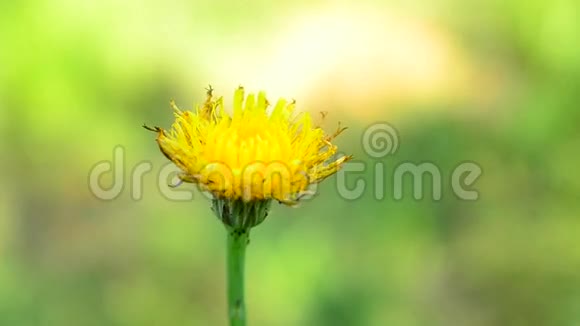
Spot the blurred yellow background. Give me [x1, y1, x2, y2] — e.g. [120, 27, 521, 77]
[1, 0, 579, 325]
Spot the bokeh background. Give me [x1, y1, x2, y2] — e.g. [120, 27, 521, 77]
[1, 0, 580, 325]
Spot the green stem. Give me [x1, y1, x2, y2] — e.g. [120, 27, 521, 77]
[226, 228, 248, 326]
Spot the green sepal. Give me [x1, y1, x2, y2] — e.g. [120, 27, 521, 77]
[212, 198, 272, 230]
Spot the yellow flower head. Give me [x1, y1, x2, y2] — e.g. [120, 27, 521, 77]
[146, 87, 351, 206]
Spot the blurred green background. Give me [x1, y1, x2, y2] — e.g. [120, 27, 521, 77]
[1, 0, 580, 325]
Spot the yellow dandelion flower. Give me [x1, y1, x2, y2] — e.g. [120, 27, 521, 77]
[146, 86, 351, 227]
